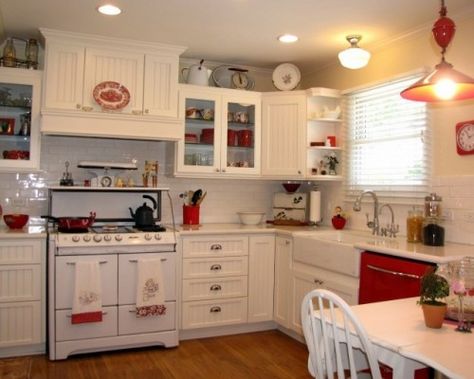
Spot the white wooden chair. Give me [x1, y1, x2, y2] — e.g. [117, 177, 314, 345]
[301, 289, 382, 379]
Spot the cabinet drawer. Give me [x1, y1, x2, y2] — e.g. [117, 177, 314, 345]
[182, 236, 248, 258]
[0, 239, 42, 264]
[118, 302, 176, 335]
[0, 301, 41, 347]
[55, 306, 117, 342]
[182, 277, 248, 302]
[182, 256, 248, 279]
[0, 264, 41, 302]
[118, 253, 176, 304]
[181, 297, 248, 329]
[55, 255, 117, 308]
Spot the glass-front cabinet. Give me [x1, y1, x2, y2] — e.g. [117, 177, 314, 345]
[175, 85, 261, 177]
[0, 67, 41, 171]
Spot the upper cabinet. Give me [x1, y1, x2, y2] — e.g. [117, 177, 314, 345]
[305, 88, 343, 181]
[175, 84, 261, 178]
[0, 67, 41, 172]
[40, 29, 186, 141]
[261, 91, 306, 179]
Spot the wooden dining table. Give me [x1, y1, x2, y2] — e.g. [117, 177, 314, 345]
[333, 297, 473, 379]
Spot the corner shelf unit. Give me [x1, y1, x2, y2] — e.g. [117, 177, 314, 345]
[305, 87, 343, 180]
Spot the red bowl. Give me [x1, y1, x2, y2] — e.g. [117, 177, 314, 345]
[4, 214, 29, 229]
[282, 182, 301, 193]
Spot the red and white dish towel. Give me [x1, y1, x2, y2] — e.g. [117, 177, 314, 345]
[71, 261, 103, 324]
[136, 258, 167, 317]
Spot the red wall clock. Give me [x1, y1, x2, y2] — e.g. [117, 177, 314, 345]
[456, 120, 474, 155]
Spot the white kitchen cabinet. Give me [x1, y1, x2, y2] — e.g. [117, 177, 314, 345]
[40, 28, 186, 141]
[261, 91, 306, 178]
[175, 84, 261, 178]
[0, 238, 46, 357]
[181, 234, 249, 330]
[290, 261, 359, 335]
[0, 67, 42, 172]
[248, 235, 275, 323]
[305, 87, 343, 180]
[273, 236, 292, 329]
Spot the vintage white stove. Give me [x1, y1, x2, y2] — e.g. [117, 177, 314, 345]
[47, 186, 179, 360]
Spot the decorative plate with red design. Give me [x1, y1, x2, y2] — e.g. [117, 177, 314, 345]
[93, 81, 130, 110]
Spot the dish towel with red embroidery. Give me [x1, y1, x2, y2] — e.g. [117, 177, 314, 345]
[136, 258, 167, 317]
[71, 261, 103, 324]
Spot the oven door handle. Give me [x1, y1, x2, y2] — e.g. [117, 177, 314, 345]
[366, 264, 421, 280]
[128, 258, 167, 263]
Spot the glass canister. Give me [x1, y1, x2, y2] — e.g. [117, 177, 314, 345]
[424, 193, 442, 218]
[406, 208, 423, 243]
[422, 217, 445, 246]
[2, 38, 16, 67]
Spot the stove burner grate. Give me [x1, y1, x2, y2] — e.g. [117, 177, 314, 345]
[134, 225, 167, 232]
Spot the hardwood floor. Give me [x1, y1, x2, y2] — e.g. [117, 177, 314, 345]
[0, 331, 312, 379]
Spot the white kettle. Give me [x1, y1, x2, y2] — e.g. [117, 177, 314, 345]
[181, 59, 211, 86]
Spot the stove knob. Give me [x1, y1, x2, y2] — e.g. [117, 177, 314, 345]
[154, 234, 162, 240]
[72, 235, 80, 242]
[115, 235, 123, 242]
[93, 235, 102, 243]
[83, 235, 91, 242]
[104, 234, 112, 242]
[144, 233, 152, 241]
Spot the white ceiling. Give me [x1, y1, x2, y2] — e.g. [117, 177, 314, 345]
[1, 0, 474, 72]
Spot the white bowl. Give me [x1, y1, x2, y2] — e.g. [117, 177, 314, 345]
[237, 211, 265, 225]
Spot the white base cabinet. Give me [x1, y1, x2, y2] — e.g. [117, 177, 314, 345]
[180, 234, 275, 330]
[0, 238, 46, 357]
[273, 236, 293, 329]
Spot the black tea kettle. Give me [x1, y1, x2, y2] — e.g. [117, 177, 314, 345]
[129, 195, 157, 227]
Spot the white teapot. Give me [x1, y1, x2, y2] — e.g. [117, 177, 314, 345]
[181, 59, 211, 86]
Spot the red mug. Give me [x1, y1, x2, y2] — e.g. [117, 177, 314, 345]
[238, 129, 252, 147]
[183, 205, 200, 225]
[327, 136, 336, 147]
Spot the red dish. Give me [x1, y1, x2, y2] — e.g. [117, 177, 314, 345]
[93, 81, 130, 110]
[4, 214, 29, 229]
[201, 128, 214, 144]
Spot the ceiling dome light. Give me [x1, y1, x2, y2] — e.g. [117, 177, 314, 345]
[338, 35, 370, 70]
[97, 4, 122, 16]
[401, 0, 474, 102]
[278, 34, 299, 43]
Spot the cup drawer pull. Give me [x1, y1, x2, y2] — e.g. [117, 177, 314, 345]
[210, 244, 222, 251]
[210, 264, 222, 271]
[210, 284, 222, 291]
[128, 258, 167, 263]
[210, 306, 221, 313]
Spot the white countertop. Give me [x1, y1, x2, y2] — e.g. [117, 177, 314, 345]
[0, 225, 47, 238]
[177, 223, 323, 236]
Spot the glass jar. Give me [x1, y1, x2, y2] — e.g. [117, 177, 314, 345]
[2, 38, 16, 67]
[25, 39, 38, 68]
[422, 217, 444, 246]
[406, 208, 423, 243]
[424, 193, 442, 218]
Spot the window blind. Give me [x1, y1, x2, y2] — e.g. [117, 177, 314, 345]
[344, 74, 431, 203]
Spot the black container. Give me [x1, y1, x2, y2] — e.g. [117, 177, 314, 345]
[422, 218, 445, 246]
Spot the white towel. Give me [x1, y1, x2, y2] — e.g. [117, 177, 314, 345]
[136, 258, 167, 317]
[71, 261, 103, 324]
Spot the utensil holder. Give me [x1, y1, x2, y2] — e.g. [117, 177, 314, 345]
[183, 205, 200, 225]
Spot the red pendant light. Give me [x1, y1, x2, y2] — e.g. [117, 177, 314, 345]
[400, 0, 474, 102]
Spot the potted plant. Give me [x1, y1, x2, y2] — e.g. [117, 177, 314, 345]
[418, 267, 450, 328]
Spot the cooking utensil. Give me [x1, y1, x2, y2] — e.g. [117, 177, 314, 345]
[191, 189, 203, 205]
[129, 195, 157, 227]
[196, 191, 207, 205]
[42, 212, 96, 231]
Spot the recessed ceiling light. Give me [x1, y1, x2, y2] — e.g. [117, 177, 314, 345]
[278, 34, 298, 43]
[97, 4, 122, 16]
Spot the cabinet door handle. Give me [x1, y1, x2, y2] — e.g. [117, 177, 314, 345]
[285, 240, 290, 245]
[210, 284, 222, 291]
[215, 168, 220, 172]
[128, 258, 167, 263]
[76, 104, 82, 109]
[210, 244, 222, 251]
[66, 260, 108, 265]
[222, 169, 226, 172]
[210, 264, 222, 271]
[81, 106, 93, 112]
[144, 109, 149, 114]
[313, 279, 324, 285]
[131, 110, 143, 115]
[210, 306, 221, 313]
[298, 170, 302, 174]
[366, 264, 421, 280]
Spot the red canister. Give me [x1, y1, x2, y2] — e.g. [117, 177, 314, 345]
[227, 129, 237, 146]
[238, 129, 252, 147]
[201, 128, 214, 144]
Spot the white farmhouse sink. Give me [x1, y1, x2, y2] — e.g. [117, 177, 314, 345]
[293, 230, 379, 277]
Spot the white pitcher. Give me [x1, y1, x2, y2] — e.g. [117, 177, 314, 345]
[181, 59, 211, 86]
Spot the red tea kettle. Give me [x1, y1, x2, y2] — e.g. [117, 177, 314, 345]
[129, 195, 157, 227]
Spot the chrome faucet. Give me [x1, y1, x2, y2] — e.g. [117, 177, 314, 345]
[379, 203, 399, 238]
[353, 190, 380, 235]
